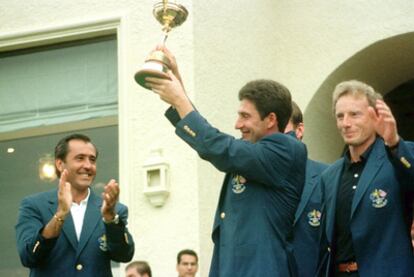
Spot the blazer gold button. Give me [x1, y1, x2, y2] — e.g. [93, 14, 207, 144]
[220, 212, 225, 219]
[327, 247, 331, 252]
[124, 233, 129, 244]
[76, 264, 83, 271]
[400, 157, 411, 168]
[32, 241, 40, 253]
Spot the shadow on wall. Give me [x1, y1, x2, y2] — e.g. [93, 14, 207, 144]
[304, 31, 414, 163]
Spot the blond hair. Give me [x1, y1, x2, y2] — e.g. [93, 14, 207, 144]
[332, 80, 383, 114]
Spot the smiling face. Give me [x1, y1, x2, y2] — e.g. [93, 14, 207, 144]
[55, 139, 97, 192]
[335, 94, 377, 153]
[234, 99, 274, 143]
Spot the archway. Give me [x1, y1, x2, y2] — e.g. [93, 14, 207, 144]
[304, 32, 414, 163]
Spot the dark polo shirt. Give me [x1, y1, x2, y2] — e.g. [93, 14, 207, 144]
[334, 144, 374, 264]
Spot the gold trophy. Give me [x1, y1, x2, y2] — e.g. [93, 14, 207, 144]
[134, 0, 188, 89]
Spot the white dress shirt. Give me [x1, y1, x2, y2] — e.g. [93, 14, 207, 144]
[70, 189, 90, 241]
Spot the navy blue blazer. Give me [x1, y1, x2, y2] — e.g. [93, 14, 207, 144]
[319, 138, 414, 277]
[292, 159, 328, 277]
[166, 109, 307, 277]
[15, 189, 134, 277]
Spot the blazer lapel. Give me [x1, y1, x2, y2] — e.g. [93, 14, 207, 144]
[294, 162, 318, 224]
[214, 175, 230, 225]
[48, 191, 78, 250]
[212, 174, 231, 239]
[325, 161, 343, 244]
[351, 139, 385, 218]
[76, 191, 102, 258]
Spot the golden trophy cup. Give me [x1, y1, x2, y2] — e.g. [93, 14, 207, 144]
[134, 0, 188, 89]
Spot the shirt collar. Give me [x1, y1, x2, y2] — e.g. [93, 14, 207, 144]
[72, 188, 90, 207]
[343, 142, 374, 165]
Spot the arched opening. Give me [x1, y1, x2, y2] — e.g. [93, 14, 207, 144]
[304, 32, 414, 163]
[385, 79, 414, 245]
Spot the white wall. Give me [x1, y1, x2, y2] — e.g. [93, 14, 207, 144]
[191, 0, 414, 162]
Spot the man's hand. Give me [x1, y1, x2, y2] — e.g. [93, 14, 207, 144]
[56, 169, 72, 219]
[41, 169, 71, 238]
[146, 70, 194, 118]
[155, 45, 184, 86]
[144, 46, 194, 118]
[101, 179, 119, 221]
[369, 99, 399, 147]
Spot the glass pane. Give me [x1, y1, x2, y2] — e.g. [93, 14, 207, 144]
[0, 36, 118, 133]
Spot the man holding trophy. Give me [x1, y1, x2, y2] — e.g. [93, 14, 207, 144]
[135, 1, 307, 276]
[144, 45, 306, 276]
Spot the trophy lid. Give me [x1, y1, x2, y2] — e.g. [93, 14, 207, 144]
[153, 2, 188, 32]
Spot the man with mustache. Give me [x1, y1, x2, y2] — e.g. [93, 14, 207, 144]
[16, 133, 134, 277]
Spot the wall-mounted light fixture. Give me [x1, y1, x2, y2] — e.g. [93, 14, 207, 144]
[142, 149, 170, 207]
[39, 154, 57, 182]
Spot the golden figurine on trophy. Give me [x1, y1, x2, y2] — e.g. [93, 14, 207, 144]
[134, 0, 188, 89]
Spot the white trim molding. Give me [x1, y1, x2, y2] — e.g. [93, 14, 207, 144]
[0, 15, 123, 52]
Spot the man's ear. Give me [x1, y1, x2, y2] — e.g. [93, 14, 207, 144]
[295, 122, 305, 140]
[266, 112, 279, 131]
[55, 159, 64, 174]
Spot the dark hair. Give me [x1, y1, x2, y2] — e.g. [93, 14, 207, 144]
[54, 133, 98, 177]
[290, 100, 303, 128]
[238, 79, 292, 132]
[177, 249, 198, 264]
[126, 261, 152, 277]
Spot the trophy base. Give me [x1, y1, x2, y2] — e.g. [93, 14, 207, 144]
[135, 50, 172, 90]
[135, 63, 171, 90]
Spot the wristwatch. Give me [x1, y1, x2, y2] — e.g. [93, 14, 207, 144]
[102, 214, 120, 225]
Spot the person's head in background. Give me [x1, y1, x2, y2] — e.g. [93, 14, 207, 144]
[125, 261, 152, 277]
[177, 249, 198, 277]
[284, 101, 304, 140]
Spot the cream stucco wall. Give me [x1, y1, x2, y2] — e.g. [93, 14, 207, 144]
[2, 1, 414, 276]
[190, 0, 414, 162]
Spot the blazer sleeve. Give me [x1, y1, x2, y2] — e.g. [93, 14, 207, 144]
[171, 110, 305, 187]
[15, 196, 58, 267]
[104, 204, 135, 262]
[387, 139, 414, 190]
[165, 106, 182, 126]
